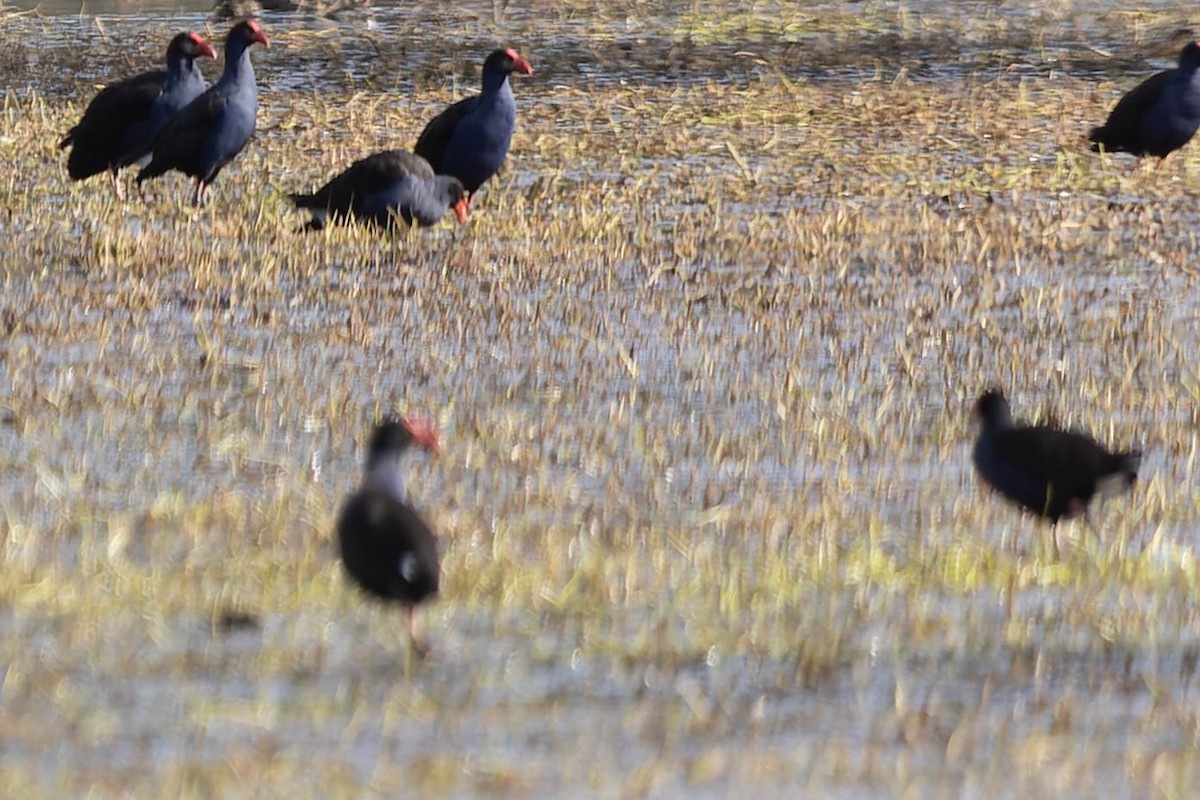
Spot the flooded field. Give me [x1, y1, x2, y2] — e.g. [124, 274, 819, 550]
[3, 0, 1200, 796]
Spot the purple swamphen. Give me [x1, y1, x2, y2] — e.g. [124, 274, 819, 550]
[972, 389, 1141, 555]
[60, 32, 216, 198]
[414, 48, 533, 207]
[1090, 41, 1200, 164]
[337, 416, 441, 651]
[134, 20, 269, 205]
[290, 151, 468, 231]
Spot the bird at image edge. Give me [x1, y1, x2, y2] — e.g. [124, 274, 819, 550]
[1089, 41, 1200, 165]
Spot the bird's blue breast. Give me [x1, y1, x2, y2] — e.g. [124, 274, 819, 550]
[198, 84, 258, 179]
[1141, 70, 1200, 153]
[441, 88, 516, 191]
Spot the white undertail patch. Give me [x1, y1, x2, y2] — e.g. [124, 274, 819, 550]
[399, 552, 418, 584]
[1096, 471, 1134, 498]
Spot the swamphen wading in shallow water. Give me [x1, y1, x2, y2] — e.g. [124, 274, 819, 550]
[971, 389, 1141, 555]
[290, 151, 468, 231]
[1089, 42, 1200, 165]
[60, 31, 216, 199]
[414, 48, 532, 207]
[133, 20, 269, 205]
[337, 416, 441, 652]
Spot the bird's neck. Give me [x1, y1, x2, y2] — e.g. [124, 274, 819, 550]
[363, 454, 407, 502]
[409, 178, 453, 226]
[985, 408, 1014, 433]
[220, 44, 255, 86]
[481, 72, 512, 97]
[165, 58, 196, 89]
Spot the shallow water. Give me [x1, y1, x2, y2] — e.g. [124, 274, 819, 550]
[4, 0, 1200, 797]
[6, 0, 1200, 90]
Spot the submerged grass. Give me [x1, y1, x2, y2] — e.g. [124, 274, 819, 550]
[3, 2, 1200, 797]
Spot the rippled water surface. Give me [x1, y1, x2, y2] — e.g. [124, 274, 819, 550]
[4, 1, 1200, 797]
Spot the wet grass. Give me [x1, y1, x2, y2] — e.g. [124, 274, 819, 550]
[4, 3, 1200, 797]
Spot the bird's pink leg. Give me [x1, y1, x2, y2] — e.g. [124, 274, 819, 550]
[403, 607, 429, 658]
[109, 170, 125, 202]
[1082, 509, 1102, 551]
[193, 181, 211, 206]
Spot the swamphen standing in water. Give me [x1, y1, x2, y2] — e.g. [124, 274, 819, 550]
[972, 389, 1141, 555]
[134, 20, 269, 205]
[290, 151, 468, 231]
[1089, 42, 1200, 165]
[60, 32, 216, 199]
[337, 416, 441, 652]
[414, 48, 533, 207]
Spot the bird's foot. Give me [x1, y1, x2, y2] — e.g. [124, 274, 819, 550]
[401, 608, 430, 661]
[409, 637, 431, 661]
[192, 181, 211, 207]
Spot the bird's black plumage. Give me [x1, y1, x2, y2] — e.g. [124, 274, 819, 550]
[972, 389, 1140, 527]
[134, 20, 269, 205]
[337, 489, 440, 605]
[336, 417, 441, 631]
[1089, 42, 1200, 161]
[60, 32, 215, 187]
[290, 150, 467, 230]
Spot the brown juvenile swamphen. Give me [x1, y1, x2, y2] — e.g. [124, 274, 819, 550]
[1089, 42, 1200, 164]
[60, 31, 216, 198]
[290, 151, 468, 231]
[133, 20, 269, 205]
[337, 416, 441, 650]
[972, 389, 1141, 554]
[414, 48, 532, 206]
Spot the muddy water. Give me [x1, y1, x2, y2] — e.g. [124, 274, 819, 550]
[7, 0, 1199, 88]
[4, 1, 1200, 797]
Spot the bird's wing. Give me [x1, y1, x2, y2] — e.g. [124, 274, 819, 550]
[413, 96, 478, 172]
[1091, 71, 1171, 144]
[302, 151, 434, 213]
[337, 490, 439, 588]
[992, 426, 1108, 495]
[61, 70, 166, 148]
[134, 86, 228, 171]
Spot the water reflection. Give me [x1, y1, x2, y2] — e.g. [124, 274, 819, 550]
[10, 0, 1200, 94]
[22, 0, 214, 12]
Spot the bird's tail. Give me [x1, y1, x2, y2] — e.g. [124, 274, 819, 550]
[290, 192, 317, 209]
[1096, 449, 1141, 497]
[134, 154, 171, 184]
[289, 194, 328, 231]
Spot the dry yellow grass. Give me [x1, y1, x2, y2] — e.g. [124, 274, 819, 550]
[2, 3, 1200, 797]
